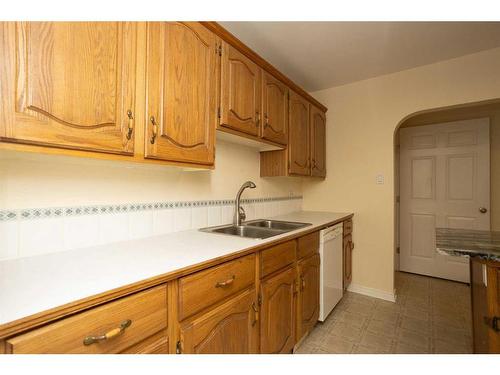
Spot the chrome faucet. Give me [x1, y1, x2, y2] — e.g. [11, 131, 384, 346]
[234, 181, 256, 226]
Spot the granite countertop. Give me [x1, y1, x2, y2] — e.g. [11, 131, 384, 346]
[435, 228, 500, 262]
[0, 211, 352, 329]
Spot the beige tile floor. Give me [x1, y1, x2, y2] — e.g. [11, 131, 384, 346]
[296, 271, 473, 354]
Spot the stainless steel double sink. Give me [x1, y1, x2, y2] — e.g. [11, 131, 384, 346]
[199, 219, 312, 239]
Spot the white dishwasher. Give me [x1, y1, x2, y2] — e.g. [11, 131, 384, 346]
[318, 223, 344, 321]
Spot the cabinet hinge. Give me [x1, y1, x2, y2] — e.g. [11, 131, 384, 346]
[176, 340, 182, 354]
[396, 246, 400, 254]
[218, 44, 222, 56]
[258, 293, 262, 306]
[217, 107, 221, 119]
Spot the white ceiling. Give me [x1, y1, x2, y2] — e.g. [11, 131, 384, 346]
[220, 22, 500, 91]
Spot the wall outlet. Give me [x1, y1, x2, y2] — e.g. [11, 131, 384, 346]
[376, 174, 385, 185]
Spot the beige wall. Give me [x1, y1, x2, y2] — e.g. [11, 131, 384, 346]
[0, 140, 302, 210]
[302, 47, 500, 295]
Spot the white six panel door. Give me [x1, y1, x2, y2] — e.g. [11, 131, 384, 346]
[400, 118, 490, 283]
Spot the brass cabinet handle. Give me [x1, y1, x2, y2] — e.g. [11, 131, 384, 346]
[126, 110, 134, 140]
[484, 316, 499, 332]
[150, 116, 158, 144]
[255, 111, 260, 127]
[301, 276, 306, 291]
[83, 319, 132, 346]
[251, 302, 259, 326]
[264, 113, 269, 128]
[351, 242, 354, 250]
[215, 275, 235, 288]
[311, 158, 316, 170]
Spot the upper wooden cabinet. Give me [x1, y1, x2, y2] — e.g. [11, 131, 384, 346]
[0, 22, 137, 155]
[288, 91, 311, 176]
[220, 42, 261, 137]
[260, 95, 327, 178]
[0, 22, 327, 170]
[310, 105, 326, 177]
[261, 70, 288, 145]
[144, 22, 216, 165]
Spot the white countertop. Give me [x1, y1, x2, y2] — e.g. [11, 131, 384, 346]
[0, 211, 351, 328]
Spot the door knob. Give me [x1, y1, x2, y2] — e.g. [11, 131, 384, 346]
[479, 207, 488, 214]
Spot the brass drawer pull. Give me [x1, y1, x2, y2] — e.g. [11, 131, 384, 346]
[484, 316, 499, 332]
[150, 116, 158, 144]
[251, 302, 259, 326]
[301, 276, 306, 291]
[126, 110, 134, 140]
[215, 275, 235, 288]
[83, 319, 132, 346]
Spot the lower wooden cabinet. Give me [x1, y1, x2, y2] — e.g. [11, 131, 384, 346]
[4, 285, 168, 354]
[179, 288, 259, 354]
[297, 254, 320, 340]
[470, 258, 500, 354]
[260, 266, 296, 354]
[343, 233, 353, 290]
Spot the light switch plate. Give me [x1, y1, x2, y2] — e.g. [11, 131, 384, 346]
[376, 174, 385, 184]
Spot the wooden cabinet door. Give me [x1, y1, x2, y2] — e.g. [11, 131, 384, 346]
[310, 105, 326, 177]
[470, 259, 490, 353]
[261, 70, 288, 145]
[0, 22, 137, 154]
[180, 289, 258, 354]
[145, 22, 216, 165]
[297, 254, 320, 340]
[288, 91, 310, 176]
[220, 42, 261, 137]
[260, 266, 296, 354]
[490, 266, 500, 353]
[343, 234, 353, 290]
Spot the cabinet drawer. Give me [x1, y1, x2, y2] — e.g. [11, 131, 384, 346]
[178, 254, 256, 321]
[6, 285, 168, 354]
[343, 219, 353, 236]
[260, 240, 296, 278]
[297, 231, 320, 259]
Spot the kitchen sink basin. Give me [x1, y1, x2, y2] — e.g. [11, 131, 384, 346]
[199, 219, 312, 239]
[244, 219, 312, 231]
[205, 225, 283, 239]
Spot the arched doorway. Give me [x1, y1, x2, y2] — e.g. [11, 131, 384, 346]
[393, 98, 500, 283]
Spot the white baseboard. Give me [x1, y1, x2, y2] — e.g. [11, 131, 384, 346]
[347, 283, 396, 302]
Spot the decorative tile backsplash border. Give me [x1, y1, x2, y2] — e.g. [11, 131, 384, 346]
[0, 195, 303, 261]
[0, 195, 303, 221]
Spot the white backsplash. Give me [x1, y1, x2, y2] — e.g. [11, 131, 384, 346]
[0, 197, 302, 261]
